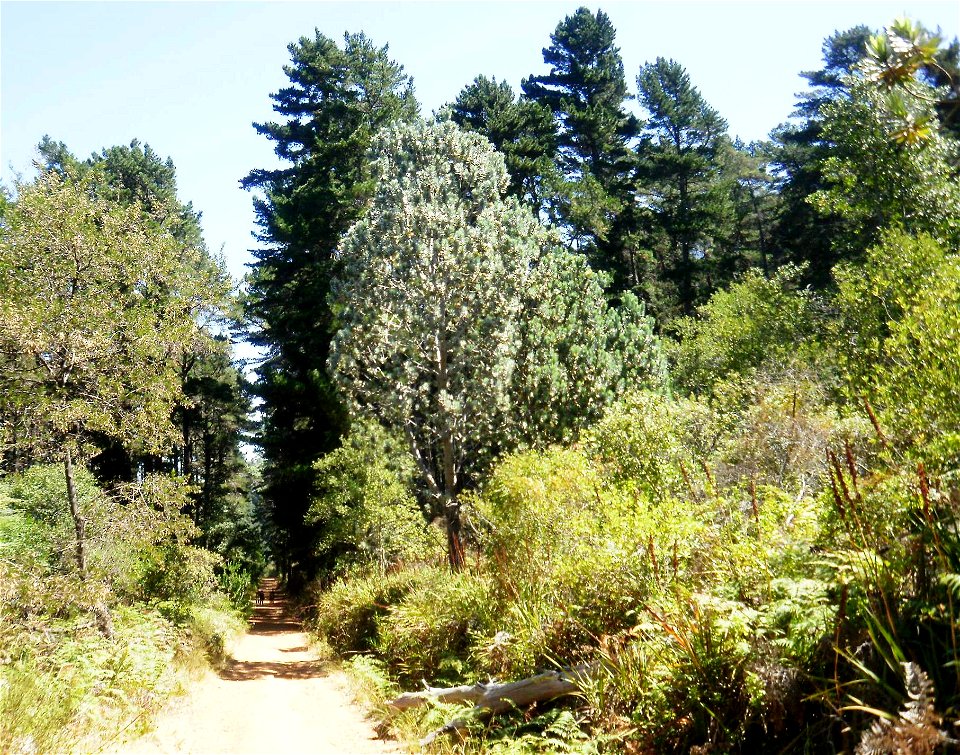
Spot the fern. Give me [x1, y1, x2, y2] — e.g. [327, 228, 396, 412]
[543, 710, 588, 751]
[855, 662, 945, 755]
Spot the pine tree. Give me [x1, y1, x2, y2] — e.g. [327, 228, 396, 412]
[450, 75, 558, 216]
[330, 121, 664, 570]
[769, 26, 873, 287]
[242, 31, 417, 585]
[522, 7, 639, 291]
[635, 57, 733, 319]
[773, 19, 960, 285]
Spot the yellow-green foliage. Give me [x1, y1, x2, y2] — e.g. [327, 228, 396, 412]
[4, 464, 212, 608]
[834, 231, 960, 470]
[0, 604, 179, 754]
[584, 390, 712, 501]
[671, 265, 817, 394]
[0, 465, 244, 751]
[468, 443, 707, 676]
[311, 288, 960, 752]
[310, 420, 445, 575]
[376, 569, 495, 685]
[312, 566, 439, 654]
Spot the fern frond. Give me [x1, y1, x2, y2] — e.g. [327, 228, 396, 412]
[854, 662, 944, 755]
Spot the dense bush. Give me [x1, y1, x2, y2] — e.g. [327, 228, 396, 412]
[671, 265, 818, 395]
[308, 420, 445, 576]
[313, 357, 938, 752]
[311, 566, 440, 655]
[376, 569, 495, 685]
[833, 231, 960, 469]
[0, 464, 244, 751]
[0, 605, 181, 754]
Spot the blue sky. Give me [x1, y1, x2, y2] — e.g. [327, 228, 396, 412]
[3, 1, 959, 284]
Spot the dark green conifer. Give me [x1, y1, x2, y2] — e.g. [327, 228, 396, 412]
[522, 7, 639, 292]
[241, 31, 417, 586]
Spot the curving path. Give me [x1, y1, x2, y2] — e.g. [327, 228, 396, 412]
[110, 578, 400, 755]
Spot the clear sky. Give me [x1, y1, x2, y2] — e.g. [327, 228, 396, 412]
[3, 0, 959, 284]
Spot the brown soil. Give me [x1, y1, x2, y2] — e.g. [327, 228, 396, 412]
[109, 578, 401, 755]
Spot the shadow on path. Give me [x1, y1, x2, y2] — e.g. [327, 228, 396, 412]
[249, 577, 302, 634]
[217, 577, 328, 681]
[219, 658, 327, 681]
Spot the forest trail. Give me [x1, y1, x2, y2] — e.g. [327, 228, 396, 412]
[110, 578, 400, 755]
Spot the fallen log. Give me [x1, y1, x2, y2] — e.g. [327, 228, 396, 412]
[387, 665, 593, 744]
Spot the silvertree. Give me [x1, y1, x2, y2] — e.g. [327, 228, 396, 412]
[330, 120, 664, 570]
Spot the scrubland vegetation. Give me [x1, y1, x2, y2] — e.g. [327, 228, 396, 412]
[3, 6, 960, 754]
[0, 466, 248, 753]
[310, 227, 960, 753]
[0, 145, 262, 751]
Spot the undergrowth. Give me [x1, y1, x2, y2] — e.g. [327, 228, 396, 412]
[307, 233, 960, 752]
[0, 465, 248, 753]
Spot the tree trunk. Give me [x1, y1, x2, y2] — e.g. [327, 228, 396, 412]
[750, 187, 770, 275]
[441, 429, 464, 572]
[435, 281, 464, 572]
[444, 492, 465, 572]
[64, 447, 87, 580]
[387, 665, 592, 745]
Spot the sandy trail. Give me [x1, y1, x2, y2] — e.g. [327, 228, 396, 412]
[111, 579, 400, 755]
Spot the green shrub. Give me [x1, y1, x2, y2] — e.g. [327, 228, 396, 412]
[311, 566, 438, 655]
[0, 658, 78, 755]
[184, 599, 246, 667]
[702, 485, 824, 602]
[469, 447, 611, 598]
[141, 543, 220, 619]
[217, 559, 256, 616]
[671, 264, 817, 395]
[5, 463, 106, 575]
[641, 598, 764, 752]
[833, 231, 960, 471]
[0, 463, 244, 749]
[468, 445, 711, 677]
[309, 420, 444, 576]
[584, 390, 713, 503]
[376, 569, 495, 685]
[759, 577, 834, 664]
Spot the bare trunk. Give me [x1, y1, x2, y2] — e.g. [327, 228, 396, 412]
[441, 429, 464, 572]
[388, 665, 593, 744]
[443, 496, 465, 572]
[64, 447, 87, 580]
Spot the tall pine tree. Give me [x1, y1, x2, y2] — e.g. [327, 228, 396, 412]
[522, 7, 639, 292]
[635, 58, 733, 320]
[242, 31, 417, 586]
[449, 76, 559, 217]
[769, 26, 873, 287]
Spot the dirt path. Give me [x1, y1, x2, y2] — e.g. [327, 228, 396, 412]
[112, 578, 401, 755]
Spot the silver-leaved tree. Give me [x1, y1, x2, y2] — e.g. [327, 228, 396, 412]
[330, 120, 664, 570]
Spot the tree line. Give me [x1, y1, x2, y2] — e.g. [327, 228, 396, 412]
[242, 8, 959, 584]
